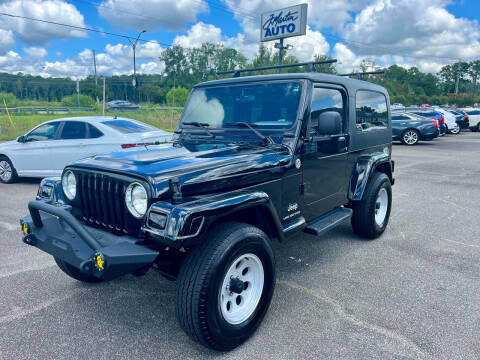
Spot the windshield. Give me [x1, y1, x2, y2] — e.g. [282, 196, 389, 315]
[180, 81, 303, 129]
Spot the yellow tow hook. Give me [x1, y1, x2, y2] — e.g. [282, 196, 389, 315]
[94, 253, 105, 271]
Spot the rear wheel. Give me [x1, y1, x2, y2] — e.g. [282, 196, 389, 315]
[401, 129, 419, 145]
[54, 257, 104, 283]
[176, 222, 275, 351]
[0, 156, 18, 184]
[351, 172, 392, 239]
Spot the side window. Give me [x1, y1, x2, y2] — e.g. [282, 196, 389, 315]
[60, 121, 87, 140]
[26, 122, 60, 141]
[87, 124, 104, 138]
[392, 115, 407, 120]
[310, 87, 345, 134]
[355, 90, 388, 130]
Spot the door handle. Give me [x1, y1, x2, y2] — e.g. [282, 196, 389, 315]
[337, 136, 348, 152]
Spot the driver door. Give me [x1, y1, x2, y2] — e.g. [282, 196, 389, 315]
[13, 121, 61, 176]
[302, 85, 349, 221]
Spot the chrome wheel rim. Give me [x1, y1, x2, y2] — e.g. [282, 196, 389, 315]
[403, 130, 418, 145]
[0, 160, 12, 182]
[375, 188, 388, 227]
[452, 127, 460, 134]
[219, 253, 264, 325]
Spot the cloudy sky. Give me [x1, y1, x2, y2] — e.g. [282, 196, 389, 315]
[0, 0, 479, 79]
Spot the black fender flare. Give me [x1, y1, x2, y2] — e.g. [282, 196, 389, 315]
[143, 190, 285, 247]
[349, 152, 394, 201]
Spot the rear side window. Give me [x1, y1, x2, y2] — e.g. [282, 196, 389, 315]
[27, 122, 60, 141]
[355, 91, 388, 130]
[60, 121, 87, 140]
[392, 115, 408, 120]
[102, 120, 155, 134]
[467, 110, 480, 115]
[87, 124, 104, 138]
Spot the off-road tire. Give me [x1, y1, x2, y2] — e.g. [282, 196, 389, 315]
[351, 172, 392, 239]
[0, 156, 18, 184]
[176, 222, 275, 351]
[54, 257, 104, 283]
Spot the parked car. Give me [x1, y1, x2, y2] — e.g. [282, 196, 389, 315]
[392, 112, 439, 145]
[432, 107, 460, 134]
[404, 108, 446, 135]
[0, 116, 172, 183]
[21, 69, 394, 351]
[449, 109, 470, 129]
[106, 100, 140, 111]
[459, 108, 480, 131]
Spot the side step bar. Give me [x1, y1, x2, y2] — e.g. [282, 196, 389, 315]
[303, 207, 353, 237]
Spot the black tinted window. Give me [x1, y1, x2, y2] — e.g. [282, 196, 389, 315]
[27, 122, 60, 141]
[356, 91, 388, 130]
[311, 88, 344, 133]
[392, 115, 408, 120]
[60, 121, 87, 140]
[87, 124, 103, 138]
[467, 110, 480, 115]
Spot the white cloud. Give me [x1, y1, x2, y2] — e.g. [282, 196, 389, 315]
[174, 22, 222, 48]
[342, 0, 480, 62]
[105, 41, 164, 59]
[173, 22, 329, 62]
[0, 29, 14, 54]
[0, 0, 86, 44]
[24, 46, 47, 58]
[223, 0, 370, 35]
[98, 0, 208, 32]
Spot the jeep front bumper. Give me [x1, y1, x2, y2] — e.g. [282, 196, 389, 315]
[21, 200, 159, 280]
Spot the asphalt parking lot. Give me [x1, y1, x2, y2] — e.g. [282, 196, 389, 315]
[1, 132, 479, 360]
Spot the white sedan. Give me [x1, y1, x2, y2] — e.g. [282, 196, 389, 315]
[0, 116, 172, 183]
[433, 107, 460, 134]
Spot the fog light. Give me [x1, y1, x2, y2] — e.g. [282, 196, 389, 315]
[94, 253, 105, 271]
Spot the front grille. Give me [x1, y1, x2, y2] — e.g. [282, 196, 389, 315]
[74, 171, 135, 235]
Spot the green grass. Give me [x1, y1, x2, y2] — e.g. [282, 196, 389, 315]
[0, 110, 180, 140]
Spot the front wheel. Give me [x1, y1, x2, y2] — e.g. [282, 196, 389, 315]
[450, 125, 460, 134]
[401, 129, 419, 145]
[0, 156, 18, 184]
[176, 222, 275, 351]
[351, 172, 392, 239]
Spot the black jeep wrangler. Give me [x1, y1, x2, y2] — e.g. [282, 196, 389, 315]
[21, 69, 394, 351]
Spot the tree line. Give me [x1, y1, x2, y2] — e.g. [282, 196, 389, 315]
[0, 43, 479, 107]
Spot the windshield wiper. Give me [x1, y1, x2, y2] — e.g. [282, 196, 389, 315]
[225, 122, 273, 145]
[182, 121, 215, 138]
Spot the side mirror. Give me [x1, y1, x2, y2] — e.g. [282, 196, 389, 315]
[17, 135, 25, 143]
[317, 111, 342, 135]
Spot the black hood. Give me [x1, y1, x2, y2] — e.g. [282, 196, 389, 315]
[73, 142, 292, 198]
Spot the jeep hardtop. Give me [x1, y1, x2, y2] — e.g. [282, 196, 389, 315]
[21, 67, 394, 351]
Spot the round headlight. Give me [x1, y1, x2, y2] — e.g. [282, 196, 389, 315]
[62, 170, 76, 200]
[125, 182, 148, 218]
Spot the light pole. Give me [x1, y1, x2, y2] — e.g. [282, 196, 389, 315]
[274, 39, 293, 73]
[129, 30, 146, 100]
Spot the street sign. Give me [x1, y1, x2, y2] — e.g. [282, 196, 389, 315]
[260, 4, 307, 42]
[132, 77, 137, 88]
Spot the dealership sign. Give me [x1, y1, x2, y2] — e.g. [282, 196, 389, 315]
[260, 4, 308, 42]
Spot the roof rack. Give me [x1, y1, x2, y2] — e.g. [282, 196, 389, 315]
[216, 59, 337, 78]
[340, 70, 385, 79]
